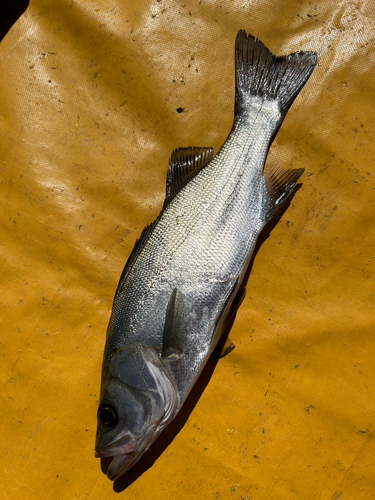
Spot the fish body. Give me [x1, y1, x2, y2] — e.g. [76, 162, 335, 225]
[95, 30, 317, 480]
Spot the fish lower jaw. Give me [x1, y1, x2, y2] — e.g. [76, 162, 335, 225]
[106, 451, 140, 481]
[98, 423, 169, 480]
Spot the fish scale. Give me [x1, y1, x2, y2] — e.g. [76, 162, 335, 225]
[113, 113, 273, 345]
[95, 30, 317, 480]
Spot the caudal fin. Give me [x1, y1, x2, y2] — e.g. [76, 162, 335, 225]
[235, 30, 317, 117]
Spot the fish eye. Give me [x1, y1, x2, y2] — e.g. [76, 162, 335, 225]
[97, 404, 119, 428]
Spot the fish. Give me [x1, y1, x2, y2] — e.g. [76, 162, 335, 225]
[95, 29, 317, 480]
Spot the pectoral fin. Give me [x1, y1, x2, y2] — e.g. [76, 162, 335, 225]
[162, 288, 188, 360]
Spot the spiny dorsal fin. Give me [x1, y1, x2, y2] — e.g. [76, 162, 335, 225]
[164, 147, 214, 208]
[264, 165, 305, 220]
[162, 288, 188, 360]
[114, 223, 155, 299]
[115, 148, 214, 298]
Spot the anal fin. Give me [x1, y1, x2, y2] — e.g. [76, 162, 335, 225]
[162, 288, 188, 360]
[264, 165, 305, 221]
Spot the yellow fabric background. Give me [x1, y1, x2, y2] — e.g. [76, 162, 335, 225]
[1, 0, 374, 498]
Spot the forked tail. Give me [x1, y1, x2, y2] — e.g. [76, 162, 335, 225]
[235, 30, 317, 118]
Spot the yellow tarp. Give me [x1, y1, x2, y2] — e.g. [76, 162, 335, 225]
[1, 1, 374, 498]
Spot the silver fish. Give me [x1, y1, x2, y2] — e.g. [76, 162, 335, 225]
[95, 30, 317, 480]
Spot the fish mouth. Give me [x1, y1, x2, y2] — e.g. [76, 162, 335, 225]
[95, 431, 140, 481]
[95, 432, 135, 459]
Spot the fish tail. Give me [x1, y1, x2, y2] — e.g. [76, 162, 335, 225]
[235, 30, 317, 118]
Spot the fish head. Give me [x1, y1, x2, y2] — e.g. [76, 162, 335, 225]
[95, 345, 179, 480]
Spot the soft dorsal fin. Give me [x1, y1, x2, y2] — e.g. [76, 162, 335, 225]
[164, 147, 214, 208]
[264, 165, 305, 220]
[162, 288, 188, 360]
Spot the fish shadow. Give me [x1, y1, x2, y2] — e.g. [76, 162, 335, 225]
[0, 1, 29, 42]
[103, 183, 302, 492]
